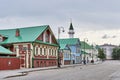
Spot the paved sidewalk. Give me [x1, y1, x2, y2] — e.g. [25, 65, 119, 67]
[0, 64, 82, 79]
[0, 61, 102, 79]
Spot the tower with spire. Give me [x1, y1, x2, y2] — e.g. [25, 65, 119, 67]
[68, 22, 75, 38]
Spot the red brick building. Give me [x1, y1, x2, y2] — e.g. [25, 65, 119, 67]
[0, 25, 59, 68]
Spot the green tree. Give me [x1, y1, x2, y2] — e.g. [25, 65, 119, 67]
[112, 48, 120, 60]
[98, 48, 106, 61]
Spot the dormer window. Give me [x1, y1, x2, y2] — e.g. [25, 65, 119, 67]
[0, 37, 2, 42]
[0, 34, 8, 42]
[46, 33, 49, 42]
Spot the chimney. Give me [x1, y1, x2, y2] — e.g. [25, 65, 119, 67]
[16, 29, 20, 37]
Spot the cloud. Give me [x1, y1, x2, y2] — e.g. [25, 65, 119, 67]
[102, 34, 117, 39]
[112, 35, 117, 38]
[0, 0, 120, 45]
[102, 34, 109, 39]
[0, 0, 120, 31]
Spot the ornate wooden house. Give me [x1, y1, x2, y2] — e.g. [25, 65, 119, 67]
[0, 25, 59, 68]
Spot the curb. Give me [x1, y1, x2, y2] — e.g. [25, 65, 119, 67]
[4, 72, 28, 79]
[3, 65, 80, 79]
[4, 67, 60, 79]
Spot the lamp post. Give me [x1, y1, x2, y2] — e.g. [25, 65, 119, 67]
[58, 27, 65, 68]
[91, 43, 96, 63]
[83, 38, 88, 65]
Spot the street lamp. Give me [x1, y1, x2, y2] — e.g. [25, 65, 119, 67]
[58, 27, 65, 68]
[83, 38, 88, 65]
[91, 43, 96, 63]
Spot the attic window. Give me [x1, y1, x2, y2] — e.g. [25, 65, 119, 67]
[0, 37, 2, 42]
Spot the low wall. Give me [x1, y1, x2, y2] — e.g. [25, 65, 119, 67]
[0, 57, 20, 70]
[33, 59, 57, 68]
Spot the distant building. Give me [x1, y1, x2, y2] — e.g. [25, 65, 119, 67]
[80, 41, 98, 63]
[100, 44, 117, 60]
[59, 38, 81, 64]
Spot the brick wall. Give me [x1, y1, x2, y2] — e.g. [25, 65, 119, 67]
[0, 57, 20, 70]
[33, 59, 57, 68]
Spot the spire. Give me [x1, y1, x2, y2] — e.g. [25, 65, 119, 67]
[69, 22, 74, 30]
[68, 21, 75, 38]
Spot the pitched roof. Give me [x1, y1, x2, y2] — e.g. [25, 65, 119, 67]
[0, 46, 13, 54]
[59, 44, 70, 50]
[0, 25, 48, 44]
[81, 50, 88, 54]
[58, 38, 80, 45]
[95, 45, 100, 49]
[81, 41, 93, 49]
[60, 44, 67, 49]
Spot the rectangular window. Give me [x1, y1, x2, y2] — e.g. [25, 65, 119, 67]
[54, 50, 56, 56]
[36, 48, 38, 55]
[56, 50, 58, 56]
[42, 48, 44, 55]
[44, 48, 46, 55]
[40, 48, 42, 55]
[76, 47, 80, 53]
[52, 49, 53, 56]
[49, 49, 51, 55]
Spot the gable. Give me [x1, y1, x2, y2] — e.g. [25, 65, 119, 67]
[35, 26, 58, 45]
[59, 38, 81, 53]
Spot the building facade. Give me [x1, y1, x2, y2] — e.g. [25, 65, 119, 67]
[59, 38, 81, 64]
[59, 44, 71, 65]
[100, 44, 117, 60]
[81, 41, 98, 63]
[0, 25, 59, 68]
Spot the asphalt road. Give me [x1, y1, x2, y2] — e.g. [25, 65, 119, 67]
[5, 60, 120, 80]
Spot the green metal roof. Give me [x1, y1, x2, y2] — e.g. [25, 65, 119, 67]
[35, 40, 59, 47]
[59, 44, 67, 49]
[81, 50, 88, 54]
[0, 46, 13, 54]
[95, 45, 100, 49]
[58, 38, 80, 45]
[81, 41, 93, 49]
[0, 25, 48, 44]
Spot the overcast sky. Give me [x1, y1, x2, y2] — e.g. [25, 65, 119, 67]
[0, 0, 120, 45]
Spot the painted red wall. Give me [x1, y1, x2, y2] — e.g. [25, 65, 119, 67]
[64, 60, 71, 65]
[33, 59, 57, 68]
[33, 54, 57, 68]
[0, 57, 20, 70]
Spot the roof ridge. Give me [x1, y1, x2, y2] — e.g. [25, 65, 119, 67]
[0, 25, 49, 44]
[0, 25, 49, 30]
[59, 38, 79, 40]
